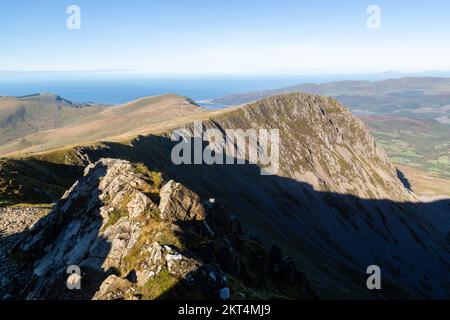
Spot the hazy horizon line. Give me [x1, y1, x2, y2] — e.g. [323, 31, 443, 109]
[2, 69, 450, 79]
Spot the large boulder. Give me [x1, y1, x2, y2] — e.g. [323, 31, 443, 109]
[158, 180, 206, 221]
[93, 275, 134, 300]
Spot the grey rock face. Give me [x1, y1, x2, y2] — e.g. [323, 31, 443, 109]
[8, 159, 156, 299]
[93, 275, 133, 300]
[159, 180, 206, 221]
[1, 158, 314, 300]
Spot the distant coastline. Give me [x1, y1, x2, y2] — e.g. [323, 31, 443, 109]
[3, 71, 450, 105]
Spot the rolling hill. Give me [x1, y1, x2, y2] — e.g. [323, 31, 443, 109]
[0, 93, 107, 146]
[0, 94, 209, 157]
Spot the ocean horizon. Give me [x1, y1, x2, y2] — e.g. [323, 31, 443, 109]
[0, 76, 321, 106]
[0, 72, 418, 106]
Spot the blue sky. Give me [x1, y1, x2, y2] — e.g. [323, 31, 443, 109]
[1, 0, 450, 75]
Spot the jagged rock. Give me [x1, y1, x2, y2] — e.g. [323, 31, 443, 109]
[228, 216, 243, 235]
[147, 242, 165, 266]
[166, 252, 199, 278]
[135, 242, 200, 286]
[219, 287, 231, 300]
[269, 245, 283, 275]
[93, 275, 133, 300]
[158, 180, 206, 221]
[127, 192, 157, 219]
[216, 241, 241, 277]
[0, 158, 317, 300]
[2, 159, 156, 299]
[279, 257, 296, 283]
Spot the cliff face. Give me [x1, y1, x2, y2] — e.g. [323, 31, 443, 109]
[207, 94, 413, 201]
[1, 93, 449, 299]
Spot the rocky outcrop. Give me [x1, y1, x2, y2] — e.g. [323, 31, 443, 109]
[159, 180, 206, 221]
[93, 275, 134, 300]
[0, 159, 316, 300]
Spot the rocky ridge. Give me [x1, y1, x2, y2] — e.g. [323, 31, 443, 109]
[0, 159, 316, 300]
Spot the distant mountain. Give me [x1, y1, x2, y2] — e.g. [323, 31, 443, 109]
[212, 77, 450, 179]
[0, 94, 207, 157]
[0, 93, 107, 147]
[212, 77, 450, 114]
[1, 93, 449, 299]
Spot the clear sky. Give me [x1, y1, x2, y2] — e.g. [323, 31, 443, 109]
[1, 0, 450, 75]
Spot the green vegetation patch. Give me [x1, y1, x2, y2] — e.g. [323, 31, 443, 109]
[140, 269, 179, 300]
[366, 118, 450, 179]
[103, 209, 129, 230]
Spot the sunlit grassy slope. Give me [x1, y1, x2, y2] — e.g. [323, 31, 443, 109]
[0, 94, 214, 157]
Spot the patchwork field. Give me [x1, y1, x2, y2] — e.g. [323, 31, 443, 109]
[361, 115, 450, 179]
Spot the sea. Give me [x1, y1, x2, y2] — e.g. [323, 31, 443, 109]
[0, 72, 403, 108]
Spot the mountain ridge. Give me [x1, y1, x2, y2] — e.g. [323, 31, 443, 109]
[210, 77, 450, 179]
[0, 94, 209, 157]
[0, 93, 108, 148]
[211, 77, 450, 106]
[1, 92, 449, 299]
